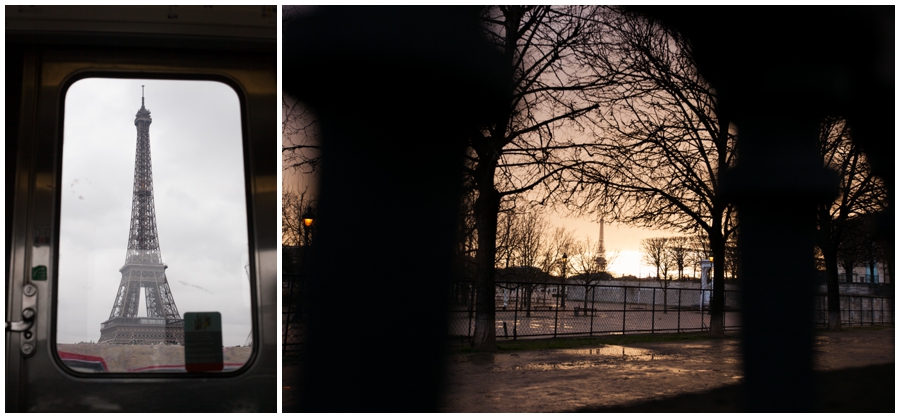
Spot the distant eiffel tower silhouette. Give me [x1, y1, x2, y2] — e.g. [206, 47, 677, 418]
[99, 87, 184, 345]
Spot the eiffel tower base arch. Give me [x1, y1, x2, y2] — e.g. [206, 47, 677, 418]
[98, 317, 184, 345]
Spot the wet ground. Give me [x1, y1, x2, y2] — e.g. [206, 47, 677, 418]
[282, 327, 893, 412]
[440, 336, 743, 412]
[439, 327, 893, 412]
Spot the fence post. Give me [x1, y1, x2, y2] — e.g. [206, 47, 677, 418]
[554, 283, 560, 338]
[622, 287, 627, 335]
[467, 284, 475, 338]
[677, 288, 681, 333]
[845, 295, 849, 326]
[589, 286, 596, 337]
[856, 296, 861, 326]
[700, 287, 705, 331]
[870, 296, 875, 326]
[723, 289, 727, 330]
[513, 283, 519, 340]
[651, 288, 656, 334]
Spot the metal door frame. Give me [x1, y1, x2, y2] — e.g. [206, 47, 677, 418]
[5, 37, 276, 413]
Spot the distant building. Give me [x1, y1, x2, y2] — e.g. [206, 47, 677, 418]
[839, 262, 891, 284]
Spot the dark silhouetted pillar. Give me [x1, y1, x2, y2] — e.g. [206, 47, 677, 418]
[283, 6, 506, 412]
[634, 6, 893, 411]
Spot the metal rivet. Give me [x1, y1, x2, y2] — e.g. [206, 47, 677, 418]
[24, 331, 32, 340]
[21, 343, 34, 356]
[24, 284, 37, 296]
[23, 284, 37, 297]
[22, 308, 35, 320]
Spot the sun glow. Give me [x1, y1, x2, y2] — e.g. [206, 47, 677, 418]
[607, 250, 648, 278]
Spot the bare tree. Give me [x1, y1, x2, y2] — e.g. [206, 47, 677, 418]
[282, 188, 316, 276]
[510, 209, 548, 271]
[468, 5, 614, 350]
[494, 201, 521, 270]
[538, 227, 576, 278]
[666, 236, 690, 281]
[571, 10, 737, 335]
[641, 237, 668, 279]
[537, 226, 576, 309]
[499, 205, 549, 316]
[687, 232, 711, 280]
[571, 236, 618, 312]
[642, 237, 673, 312]
[281, 7, 324, 177]
[724, 231, 739, 280]
[815, 117, 888, 330]
[282, 96, 322, 176]
[837, 217, 872, 284]
[282, 188, 316, 248]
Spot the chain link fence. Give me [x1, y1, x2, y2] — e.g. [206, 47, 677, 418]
[283, 277, 893, 352]
[813, 293, 895, 327]
[449, 281, 741, 340]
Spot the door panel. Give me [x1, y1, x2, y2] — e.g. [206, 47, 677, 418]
[6, 7, 276, 411]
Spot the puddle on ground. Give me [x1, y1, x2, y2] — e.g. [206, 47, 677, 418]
[562, 345, 675, 361]
[488, 345, 677, 372]
[513, 360, 608, 371]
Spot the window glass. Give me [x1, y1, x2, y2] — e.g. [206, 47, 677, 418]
[57, 78, 252, 373]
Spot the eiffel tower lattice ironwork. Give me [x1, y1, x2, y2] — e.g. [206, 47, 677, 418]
[99, 87, 184, 345]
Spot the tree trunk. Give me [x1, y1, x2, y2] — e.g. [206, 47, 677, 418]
[655, 266, 663, 313]
[708, 112, 731, 338]
[709, 223, 726, 337]
[821, 244, 843, 331]
[817, 207, 843, 331]
[472, 184, 500, 351]
[867, 259, 877, 283]
[583, 284, 589, 312]
[663, 279, 668, 314]
[525, 285, 533, 317]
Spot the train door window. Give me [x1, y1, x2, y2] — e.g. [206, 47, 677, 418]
[57, 78, 253, 373]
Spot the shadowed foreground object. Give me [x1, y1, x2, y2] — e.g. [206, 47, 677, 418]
[282, 6, 507, 412]
[635, 6, 894, 412]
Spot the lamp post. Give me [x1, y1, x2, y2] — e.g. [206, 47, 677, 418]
[301, 207, 314, 247]
[700, 253, 714, 309]
[561, 253, 568, 309]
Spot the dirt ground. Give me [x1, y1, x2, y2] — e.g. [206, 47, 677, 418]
[438, 327, 894, 412]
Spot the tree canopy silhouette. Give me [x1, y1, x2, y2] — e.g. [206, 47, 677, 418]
[569, 10, 737, 335]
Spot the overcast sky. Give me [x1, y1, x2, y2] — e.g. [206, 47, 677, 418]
[59, 78, 252, 346]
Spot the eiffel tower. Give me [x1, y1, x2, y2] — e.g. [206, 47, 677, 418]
[99, 87, 184, 345]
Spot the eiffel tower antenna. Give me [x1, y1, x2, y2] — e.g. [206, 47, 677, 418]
[99, 89, 184, 345]
[598, 218, 605, 254]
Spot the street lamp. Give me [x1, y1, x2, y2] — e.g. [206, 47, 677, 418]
[301, 208, 315, 228]
[561, 253, 568, 309]
[301, 207, 314, 246]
